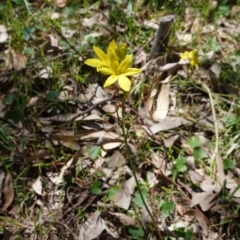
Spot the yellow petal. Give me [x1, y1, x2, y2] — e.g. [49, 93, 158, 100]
[180, 51, 189, 59]
[122, 67, 142, 76]
[98, 66, 115, 75]
[118, 55, 132, 73]
[107, 40, 117, 58]
[85, 58, 106, 68]
[93, 46, 108, 63]
[109, 49, 119, 73]
[103, 75, 118, 88]
[118, 75, 131, 92]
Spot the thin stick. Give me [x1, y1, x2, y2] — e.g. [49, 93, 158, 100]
[149, 15, 175, 60]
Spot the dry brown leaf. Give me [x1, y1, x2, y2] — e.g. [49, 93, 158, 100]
[78, 211, 105, 240]
[146, 172, 158, 187]
[175, 204, 186, 216]
[51, 12, 60, 20]
[109, 212, 137, 226]
[145, 79, 160, 112]
[102, 142, 122, 150]
[32, 177, 42, 195]
[6, 49, 27, 70]
[48, 231, 58, 240]
[152, 81, 171, 122]
[141, 204, 153, 227]
[102, 104, 122, 118]
[188, 170, 204, 184]
[191, 190, 217, 211]
[125, 176, 136, 194]
[107, 166, 133, 186]
[143, 117, 191, 135]
[175, 32, 192, 46]
[143, 19, 159, 30]
[224, 171, 240, 197]
[163, 133, 179, 148]
[49, 158, 73, 185]
[48, 34, 59, 48]
[79, 113, 103, 121]
[149, 151, 165, 169]
[81, 131, 120, 141]
[37, 67, 53, 79]
[159, 62, 179, 72]
[229, 187, 240, 198]
[135, 50, 147, 65]
[61, 27, 76, 39]
[82, 13, 104, 28]
[0, 170, 14, 213]
[59, 140, 80, 150]
[191, 154, 224, 211]
[108, 151, 126, 169]
[27, 96, 40, 107]
[184, 210, 208, 237]
[112, 183, 131, 210]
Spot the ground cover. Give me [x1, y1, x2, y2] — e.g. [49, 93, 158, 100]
[0, 0, 240, 239]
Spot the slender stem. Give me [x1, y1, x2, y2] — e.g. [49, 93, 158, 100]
[119, 93, 156, 227]
[201, 82, 218, 177]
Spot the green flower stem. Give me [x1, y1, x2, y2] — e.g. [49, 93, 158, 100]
[119, 93, 155, 226]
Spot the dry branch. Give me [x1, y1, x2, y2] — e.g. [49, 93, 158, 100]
[149, 15, 175, 60]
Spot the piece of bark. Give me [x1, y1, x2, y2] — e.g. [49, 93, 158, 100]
[149, 15, 175, 60]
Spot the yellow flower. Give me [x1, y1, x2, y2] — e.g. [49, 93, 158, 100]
[180, 49, 200, 68]
[84, 40, 142, 92]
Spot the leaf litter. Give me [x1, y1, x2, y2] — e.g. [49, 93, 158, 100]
[0, 1, 240, 239]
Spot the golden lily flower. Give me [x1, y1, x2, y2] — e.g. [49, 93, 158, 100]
[84, 40, 142, 92]
[180, 49, 200, 68]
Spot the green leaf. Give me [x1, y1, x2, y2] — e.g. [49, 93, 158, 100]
[208, 38, 220, 52]
[91, 181, 101, 195]
[24, 47, 35, 56]
[223, 158, 234, 170]
[218, 5, 230, 16]
[173, 227, 194, 239]
[4, 93, 15, 104]
[4, 109, 22, 124]
[129, 227, 145, 238]
[62, 6, 75, 15]
[108, 185, 120, 199]
[223, 114, 240, 128]
[12, 0, 24, 5]
[174, 157, 187, 173]
[193, 148, 207, 160]
[158, 200, 174, 218]
[22, 26, 35, 41]
[187, 136, 200, 148]
[133, 188, 148, 207]
[45, 91, 60, 101]
[88, 146, 101, 160]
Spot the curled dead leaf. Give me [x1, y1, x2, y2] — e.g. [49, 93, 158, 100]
[5, 49, 27, 71]
[0, 169, 14, 213]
